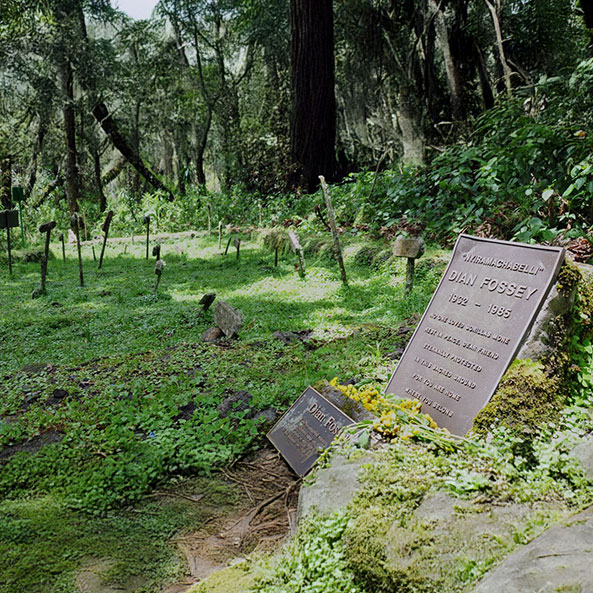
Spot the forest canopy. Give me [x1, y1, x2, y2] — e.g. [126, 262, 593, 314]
[1, 0, 593, 242]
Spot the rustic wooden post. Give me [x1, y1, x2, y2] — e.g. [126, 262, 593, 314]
[225, 235, 233, 256]
[234, 237, 241, 261]
[319, 175, 348, 286]
[98, 210, 114, 269]
[288, 230, 306, 278]
[144, 214, 150, 260]
[218, 221, 222, 249]
[82, 207, 89, 241]
[392, 237, 425, 297]
[38, 220, 56, 294]
[71, 213, 84, 287]
[154, 259, 165, 293]
[59, 232, 66, 262]
[207, 203, 212, 235]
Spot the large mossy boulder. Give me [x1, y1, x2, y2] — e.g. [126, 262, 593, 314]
[473, 261, 591, 435]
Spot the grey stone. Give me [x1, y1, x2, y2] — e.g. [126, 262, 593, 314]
[392, 237, 425, 259]
[518, 282, 576, 361]
[202, 326, 224, 343]
[571, 434, 593, 480]
[473, 506, 593, 593]
[214, 300, 243, 338]
[297, 455, 369, 521]
[217, 390, 253, 418]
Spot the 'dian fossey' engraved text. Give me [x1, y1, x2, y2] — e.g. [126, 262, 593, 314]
[307, 402, 341, 436]
[448, 270, 539, 300]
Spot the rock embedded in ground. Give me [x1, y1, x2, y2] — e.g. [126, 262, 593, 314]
[297, 455, 370, 522]
[214, 300, 243, 338]
[202, 327, 224, 343]
[473, 505, 593, 593]
[217, 390, 253, 418]
[273, 330, 313, 345]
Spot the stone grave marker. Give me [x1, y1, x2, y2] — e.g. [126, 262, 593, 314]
[214, 300, 243, 338]
[393, 236, 426, 297]
[385, 234, 565, 435]
[267, 386, 355, 476]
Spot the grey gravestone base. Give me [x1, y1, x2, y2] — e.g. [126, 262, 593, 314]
[473, 505, 593, 593]
[297, 455, 370, 523]
[214, 300, 243, 338]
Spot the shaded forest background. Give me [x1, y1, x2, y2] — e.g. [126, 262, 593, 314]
[1, 0, 593, 245]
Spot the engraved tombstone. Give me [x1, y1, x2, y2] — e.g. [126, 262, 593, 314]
[267, 386, 355, 476]
[386, 234, 565, 435]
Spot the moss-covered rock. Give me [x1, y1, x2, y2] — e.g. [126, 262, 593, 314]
[472, 359, 563, 434]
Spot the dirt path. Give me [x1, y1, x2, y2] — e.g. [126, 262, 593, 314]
[163, 448, 299, 592]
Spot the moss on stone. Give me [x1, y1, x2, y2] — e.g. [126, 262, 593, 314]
[472, 359, 563, 434]
[189, 561, 260, 593]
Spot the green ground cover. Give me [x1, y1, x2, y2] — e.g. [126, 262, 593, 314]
[0, 231, 444, 593]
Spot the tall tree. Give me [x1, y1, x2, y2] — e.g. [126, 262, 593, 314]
[289, 0, 336, 193]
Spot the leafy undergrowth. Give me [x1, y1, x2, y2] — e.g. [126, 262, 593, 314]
[0, 230, 444, 592]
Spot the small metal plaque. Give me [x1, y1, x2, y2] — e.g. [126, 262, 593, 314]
[386, 234, 565, 435]
[267, 386, 354, 476]
[0, 209, 19, 229]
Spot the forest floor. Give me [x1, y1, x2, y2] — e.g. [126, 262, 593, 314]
[0, 230, 447, 593]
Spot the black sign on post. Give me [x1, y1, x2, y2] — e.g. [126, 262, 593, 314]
[385, 234, 565, 436]
[267, 386, 354, 476]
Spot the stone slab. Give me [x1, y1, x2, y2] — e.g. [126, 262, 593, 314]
[473, 506, 593, 593]
[393, 237, 425, 259]
[386, 234, 565, 435]
[267, 386, 354, 476]
[214, 300, 243, 338]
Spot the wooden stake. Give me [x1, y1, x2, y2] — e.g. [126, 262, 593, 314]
[218, 220, 222, 249]
[225, 235, 233, 256]
[71, 213, 84, 287]
[319, 175, 348, 286]
[98, 210, 114, 269]
[405, 258, 415, 298]
[207, 203, 212, 235]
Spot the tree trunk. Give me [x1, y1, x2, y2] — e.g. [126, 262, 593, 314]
[92, 147, 107, 212]
[92, 101, 174, 201]
[430, 0, 465, 121]
[58, 56, 80, 217]
[24, 120, 46, 202]
[397, 88, 425, 166]
[289, 0, 336, 193]
[580, 0, 593, 51]
[484, 0, 513, 96]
